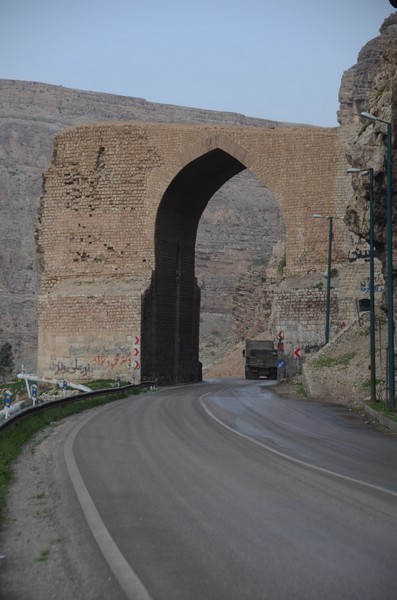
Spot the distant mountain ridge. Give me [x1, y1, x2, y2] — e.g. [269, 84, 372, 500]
[1, 78, 293, 127]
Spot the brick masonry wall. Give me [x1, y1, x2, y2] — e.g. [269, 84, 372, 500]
[269, 257, 384, 358]
[37, 122, 373, 381]
[38, 296, 139, 379]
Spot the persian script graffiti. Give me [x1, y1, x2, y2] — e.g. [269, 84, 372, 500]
[348, 236, 371, 264]
[50, 359, 92, 376]
[348, 248, 370, 263]
[50, 352, 133, 375]
[360, 276, 384, 294]
[92, 352, 132, 370]
[303, 343, 322, 354]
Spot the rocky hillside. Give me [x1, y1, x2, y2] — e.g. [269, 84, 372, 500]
[338, 13, 397, 128]
[0, 80, 286, 370]
[231, 240, 285, 341]
[340, 12, 397, 302]
[196, 172, 283, 314]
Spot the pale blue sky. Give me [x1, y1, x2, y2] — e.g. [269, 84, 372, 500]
[1, 0, 394, 126]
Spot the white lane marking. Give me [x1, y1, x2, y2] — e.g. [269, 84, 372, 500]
[199, 390, 397, 499]
[64, 408, 153, 600]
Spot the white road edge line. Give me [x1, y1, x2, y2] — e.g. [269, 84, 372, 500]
[199, 391, 397, 499]
[64, 407, 153, 600]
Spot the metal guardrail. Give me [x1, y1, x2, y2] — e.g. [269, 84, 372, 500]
[0, 380, 158, 435]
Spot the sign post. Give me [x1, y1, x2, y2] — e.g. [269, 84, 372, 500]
[277, 330, 284, 352]
[31, 384, 37, 406]
[3, 389, 12, 419]
[293, 347, 302, 374]
[132, 336, 140, 384]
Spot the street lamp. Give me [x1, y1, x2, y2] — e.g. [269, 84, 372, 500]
[347, 167, 376, 402]
[313, 214, 333, 344]
[361, 111, 394, 408]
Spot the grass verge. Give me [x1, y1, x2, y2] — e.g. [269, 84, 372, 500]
[0, 387, 142, 527]
[311, 351, 357, 369]
[367, 401, 397, 423]
[294, 383, 308, 398]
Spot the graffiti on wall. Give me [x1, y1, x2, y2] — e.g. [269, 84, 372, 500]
[348, 236, 371, 264]
[49, 350, 135, 376]
[302, 326, 347, 356]
[49, 336, 140, 378]
[50, 358, 93, 376]
[359, 275, 384, 294]
[303, 343, 323, 354]
[348, 247, 370, 263]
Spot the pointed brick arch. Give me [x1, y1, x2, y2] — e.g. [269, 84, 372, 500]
[37, 122, 349, 383]
[142, 147, 247, 383]
[180, 132, 250, 171]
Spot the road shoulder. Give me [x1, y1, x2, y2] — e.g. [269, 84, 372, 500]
[0, 412, 125, 600]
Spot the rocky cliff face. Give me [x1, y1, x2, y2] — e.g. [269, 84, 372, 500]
[231, 240, 285, 341]
[340, 12, 397, 309]
[0, 79, 285, 370]
[338, 14, 397, 128]
[196, 173, 284, 314]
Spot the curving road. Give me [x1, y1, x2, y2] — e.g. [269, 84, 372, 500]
[65, 379, 397, 599]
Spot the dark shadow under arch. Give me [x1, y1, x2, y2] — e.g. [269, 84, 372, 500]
[142, 148, 246, 384]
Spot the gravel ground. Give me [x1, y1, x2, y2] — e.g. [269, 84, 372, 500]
[0, 412, 125, 600]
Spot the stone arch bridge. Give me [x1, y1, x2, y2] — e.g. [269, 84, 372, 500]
[37, 122, 358, 384]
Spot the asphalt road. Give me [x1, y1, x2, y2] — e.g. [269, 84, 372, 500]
[66, 379, 397, 599]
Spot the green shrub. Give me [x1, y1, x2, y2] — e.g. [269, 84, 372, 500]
[36, 549, 50, 562]
[249, 256, 270, 270]
[312, 351, 357, 369]
[277, 254, 286, 279]
[358, 121, 372, 136]
[0, 342, 14, 382]
[362, 377, 381, 388]
[375, 82, 388, 101]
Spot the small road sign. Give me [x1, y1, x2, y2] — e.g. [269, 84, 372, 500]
[3, 389, 12, 407]
[294, 347, 302, 359]
[276, 359, 286, 369]
[31, 384, 37, 405]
